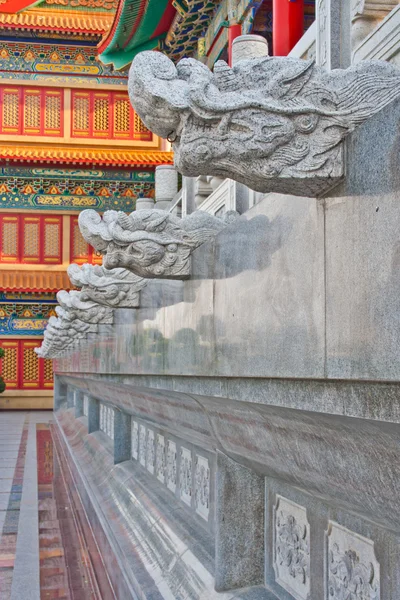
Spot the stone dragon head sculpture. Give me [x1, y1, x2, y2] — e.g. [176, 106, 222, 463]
[56, 290, 114, 324]
[78, 208, 237, 279]
[35, 315, 98, 358]
[67, 263, 147, 308]
[129, 51, 400, 196]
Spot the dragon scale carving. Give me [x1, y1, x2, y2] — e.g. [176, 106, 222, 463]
[67, 263, 147, 308]
[78, 208, 237, 279]
[129, 51, 400, 196]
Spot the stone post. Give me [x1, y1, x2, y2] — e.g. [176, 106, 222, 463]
[155, 165, 178, 210]
[54, 375, 67, 411]
[215, 452, 265, 591]
[316, 0, 351, 70]
[88, 396, 100, 434]
[136, 197, 155, 211]
[231, 34, 269, 65]
[75, 390, 84, 418]
[113, 409, 131, 465]
[182, 176, 196, 215]
[67, 387, 75, 409]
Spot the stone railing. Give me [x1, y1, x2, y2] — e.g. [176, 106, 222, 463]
[353, 3, 400, 62]
[194, 177, 236, 216]
[63, 385, 215, 534]
[288, 20, 316, 60]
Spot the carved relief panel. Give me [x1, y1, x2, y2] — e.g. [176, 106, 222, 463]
[179, 446, 192, 507]
[326, 522, 380, 600]
[195, 455, 210, 521]
[131, 419, 139, 460]
[273, 495, 311, 600]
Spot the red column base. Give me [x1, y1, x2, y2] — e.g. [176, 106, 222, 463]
[228, 23, 242, 66]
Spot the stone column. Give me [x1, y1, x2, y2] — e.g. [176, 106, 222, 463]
[136, 197, 155, 211]
[113, 409, 131, 465]
[155, 165, 178, 210]
[316, 0, 351, 70]
[54, 375, 67, 411]
[182, 176, 196, 216]
[75, 390, 84, 418]
[88, 396, 100, 434]
[231, 34, 269, 65]
[215, 452, 265, 591]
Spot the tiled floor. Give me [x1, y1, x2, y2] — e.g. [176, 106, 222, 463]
[0, 411, 106, 600]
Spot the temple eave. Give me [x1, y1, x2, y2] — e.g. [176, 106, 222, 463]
[0, 10, 114, 35]
[0, 271, 72, 293]
[0, 146, 174, 168]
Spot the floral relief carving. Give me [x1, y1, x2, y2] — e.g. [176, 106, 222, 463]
[156, 434, 165, 483]
[274, 495, 310, 600]
[131, 420, 139, 460]
[194, 455, 210, 521]
[327, 522, 380, 600]
[166, 440, 177, 493]
[139, 424, 146, 467]
[179, 447, 192, 507]
[146, 429, 155, 474]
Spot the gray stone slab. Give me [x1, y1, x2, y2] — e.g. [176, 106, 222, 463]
[0, 468, 16, 478]
[10, 420, 40, 600]
[0, 493, 9, 510]
[326, 99, 400, 380]
[215, 452, 265, 592]
[212, 196, 325, 378]
[0, 452, 18, 459]
[0, 479, 12, 492]
[0, 440, 20, 444]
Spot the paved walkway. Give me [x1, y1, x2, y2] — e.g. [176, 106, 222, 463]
[0, 411, 106, 600]
[0, 412, 52, 600]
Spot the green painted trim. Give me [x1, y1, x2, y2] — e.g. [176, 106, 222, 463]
[100, 0, 170, 67]
[105, 0, 146, 53]
[126, 0, 170, 51]
[100, 35, 163, 71]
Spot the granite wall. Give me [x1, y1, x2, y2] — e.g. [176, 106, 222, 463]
[53, 98, 400, 599]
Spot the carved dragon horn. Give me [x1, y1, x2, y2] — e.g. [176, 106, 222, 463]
[129, 51, 188, 139]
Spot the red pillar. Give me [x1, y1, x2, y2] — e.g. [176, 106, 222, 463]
[228, 23, 242, 66]
[273, 0, 304, 56]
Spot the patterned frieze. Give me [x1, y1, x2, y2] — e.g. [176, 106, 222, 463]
[326, 522, 380, 600]
[0, 291, 57, 303]
[0, 303, 57, 336]
[131, 417, 213, 527]
[0, 41, 123, 82]
[0, 168, 154, 212]
[273, 495, 311, 600]
[129, 50, 400, 197]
